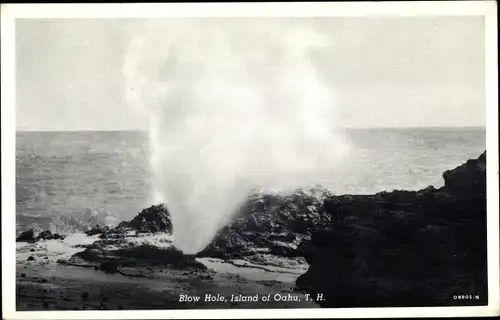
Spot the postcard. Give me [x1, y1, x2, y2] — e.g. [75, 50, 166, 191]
[1, 2, 498, 319]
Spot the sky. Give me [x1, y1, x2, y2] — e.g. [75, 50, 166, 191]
[15, 16, 486, 131]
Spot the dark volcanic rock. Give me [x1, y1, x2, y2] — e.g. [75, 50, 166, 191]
[443, 151, 486, 196]
[296, 151, 488, 307]
[85, 224, 110, 236]
[61, 204, 203, 271]
[100, 261, 119, 274]
[122, 204, 173, 234]
[17, 229, 65, 242]
[16, 229, 35, 242]
[53, 233, 65, 240]
[95, 204, 173, 242]
[197, 187, 333, 260]
[70, 244, 206, 271]
[36, 230, 54, 241]
[114, 245, 206, 270]
[96, 204, 172, 240]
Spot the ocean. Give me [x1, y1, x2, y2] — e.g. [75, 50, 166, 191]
[15, 128, 486, 234]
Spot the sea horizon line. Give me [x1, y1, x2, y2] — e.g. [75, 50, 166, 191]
[15, 125, 487, 133]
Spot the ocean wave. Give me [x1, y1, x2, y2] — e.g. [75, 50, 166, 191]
[50, 208, 120, 234]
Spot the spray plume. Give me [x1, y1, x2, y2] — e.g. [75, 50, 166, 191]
[123, 19, 349, 253]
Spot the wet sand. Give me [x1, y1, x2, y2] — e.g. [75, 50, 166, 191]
[16, 255, 318, 310]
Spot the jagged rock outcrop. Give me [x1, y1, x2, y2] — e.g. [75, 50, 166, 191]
[52, 233, 65, 240]
[16, 229, 35, 242]
[66, 244, 206, 271]
[197, 187, 333, 260]
[125, 204, 173, 233]
[16, 229, 65, 242]
[100, 204, 173, 238]
[60, 204, 205, 271]
[85, 224, 110, 236]
[36, 230, 54, 241]
[295, 151, 487, 307]
[443, 151, 486, 196]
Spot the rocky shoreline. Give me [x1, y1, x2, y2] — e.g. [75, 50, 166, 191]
[297, 151, 487, 307]
[16, 151, 487, 309]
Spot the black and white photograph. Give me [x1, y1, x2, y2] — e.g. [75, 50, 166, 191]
[1, 2, 499, 319]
